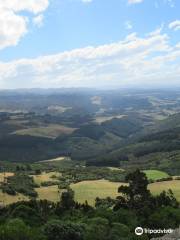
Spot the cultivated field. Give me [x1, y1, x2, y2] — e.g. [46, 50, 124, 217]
[148, 180, 180, 201]
[143, 170, 169, 181]
[14, 124, 75, 138]
[0, 171, 179, 206]
[71, 180, 127, 205]
[0, 190, 28, 205]
[71, 179, 180, 205]
[0, 172, 14, 182]
[0, 172, 28, 205]
[47, 105, 71, 113]
[94, 115, 126, 124]
[39, 156, 67, 163]
[35, 185, 60, 202]
[32, 171, 61, 185]
[107, 167, 125, 171]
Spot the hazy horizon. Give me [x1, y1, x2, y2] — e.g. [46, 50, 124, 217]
[1, 85, 180, 91]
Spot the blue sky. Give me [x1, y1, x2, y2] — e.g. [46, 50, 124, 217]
[0, 0, 179, 88]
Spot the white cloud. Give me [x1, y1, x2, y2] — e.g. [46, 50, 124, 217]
[81, 0, 93, 3]
[125, 21, 133, 30]
[0, 0, 49, 14]
[169, 20, 180, 31]
[33, 14, 44, 27]
[0, 9, 27, 50]
[0, 29, 179, 88]
[128, 0, 144, 4]
[128, 0, 175, 7]
[0, 0, 49, 50]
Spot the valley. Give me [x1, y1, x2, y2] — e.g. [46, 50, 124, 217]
[0, 89, 180, 239]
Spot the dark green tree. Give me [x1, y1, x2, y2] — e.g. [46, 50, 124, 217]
[11, 205, 42, 226]
[85, 217, 109, 240]
[0, 218, 45, 240]
[115, 169, 151, 210]
[155, 189, 179, 208]
[44, 220, 85, 240]
[60, 188, 75, 210]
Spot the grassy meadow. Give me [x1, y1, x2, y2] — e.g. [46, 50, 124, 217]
[0, 172, 14, 182]
[94, 115, 126, 124]
[0, 190, 28, 205]
[148, 180, 180, 201]
[0, 172, 28, 205]
[32, 171, 61, 185]
[0, 178, 179, 206]
[143, 170, 169, 181]
[0, 171, 179, 206]
[14, 124, 75, 139]
[39, 156, 66, 163]
[35, 185, 61, 202]
[71, 180, 127, 205]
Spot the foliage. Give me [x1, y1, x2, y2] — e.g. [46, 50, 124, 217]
[59, 167, 126, 186]
[44, 220, 85, 240]
[0, 218, 45, 240]
[1, 173, 38, 197]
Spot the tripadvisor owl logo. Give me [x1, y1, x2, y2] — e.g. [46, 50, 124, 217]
[135, 227, 174, 236]
[135, 227, 143, 236]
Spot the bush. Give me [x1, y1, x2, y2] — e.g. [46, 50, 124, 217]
[41, 181, 59, 187]
[4, 173, 38, 198]
[2, 185, 16, 195]
[10, 205, 42, 226]
[109, 223, 131, 238]
[148, 206, 180, 229]
[156, 177, 173, 182]
[85, 217, 109, 240]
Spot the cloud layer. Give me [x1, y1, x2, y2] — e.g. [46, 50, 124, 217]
[0, 1, 179, 89]
[169, 20, 180, 31]
[128, 0, 144, 4]
[0, 29, 179, 88]
[0, 0, 49, 49]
